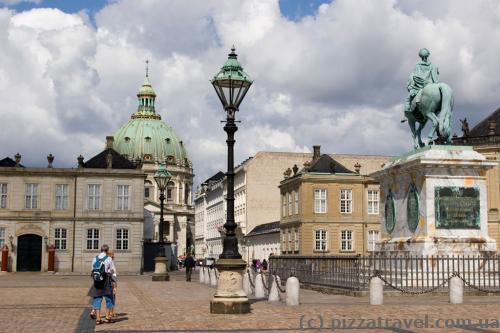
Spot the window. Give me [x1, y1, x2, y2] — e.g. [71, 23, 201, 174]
[55, 184, 69, 210]
[341, 230, 353, 252]
[54, 228, 67, 250]
[281, 231, 287, 252]
[117, 185, 130, 210]
[0, 183, 7, 208]
[87, 184, 101, 210]
[282, 194, 287, 217]
[0, 227, 5, 248]
[287, 230, 292, 252]
[294, 191, 299, 215]
[368, 190, 379, 215]
[144, 180, 153, 198]
[314, 189, 327, 213]
[340, 189, 352, 214]
[166, 181, 175, 202]
[184, 186, 190, 205]
[287, 193, 292, 216]
[294, 229, 299, 252]
[367, 230, 380, 252]
[116, 228, 129, 250]
[25, 183, 38, 209]
[86, 228, 99, 250]
[314, 230, 327, 251]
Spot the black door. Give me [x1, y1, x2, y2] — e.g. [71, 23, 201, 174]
[17, 234, 42, 271]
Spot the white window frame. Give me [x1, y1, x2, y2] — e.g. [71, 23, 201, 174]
[281, 232, 287, 252]
[0, 227, 5, 248]
[54, 228, 67, 250]
[340, 230, 354, 252]
[87, 184, 101, 210]
[116, 228, 129, 250]
[367, 190, 379, 215]
[282, 194, 287, 217]
[367, 230, 380, 252]
[294, 190, 299, 215]
[314, 189, 327, 214]
[55, 184, 69, 210]
[314, 229, 327, 251]
[287, 230, 292, 252]
[340, 189, 352, 214]
[25, 183, 38, 209]
[0, 183, 7, 209]
[294, 229, 299, 252]
[287, 193, 292, 216]
[86, 228, 99, 250]
[117, 185, 130, 210]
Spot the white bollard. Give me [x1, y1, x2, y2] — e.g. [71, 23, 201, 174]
[370, 277, 384, 305]
[199, 266, 204, 283]
[204, 267, 211, 285]
[286, 276, 300, 306]
[243, 271, 252, 296]
[268, 275, 280, 302]
[449, 276, 464, 304]
[210, 268, 217, 287]
[254, 273, 266, 299]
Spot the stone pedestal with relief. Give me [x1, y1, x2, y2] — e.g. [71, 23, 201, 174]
[210, 259, 250, 314]
[370, 145, 497, 256]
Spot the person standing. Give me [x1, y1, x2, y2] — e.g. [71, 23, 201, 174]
[184, 253, 195, 282]
[89, 244, 116, 325]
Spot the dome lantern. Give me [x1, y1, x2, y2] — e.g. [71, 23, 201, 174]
[132, 59, 160, 120]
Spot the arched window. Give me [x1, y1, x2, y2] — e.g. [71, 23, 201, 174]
[167, 181, 175, 203]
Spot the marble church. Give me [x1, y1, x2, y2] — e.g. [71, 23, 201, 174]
[110, 69, 195, 257]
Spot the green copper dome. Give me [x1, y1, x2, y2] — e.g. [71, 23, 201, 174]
[112, 72, 190, 166]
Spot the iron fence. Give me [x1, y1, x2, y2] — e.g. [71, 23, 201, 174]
[269, 255, 500, 293]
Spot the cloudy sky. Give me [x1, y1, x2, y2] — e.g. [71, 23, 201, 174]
[0, 0, 499, 184]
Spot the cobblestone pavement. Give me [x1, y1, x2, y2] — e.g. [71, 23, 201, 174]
[1, 270, 500, 333]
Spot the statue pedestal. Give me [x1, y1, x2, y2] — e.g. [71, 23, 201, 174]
[210, 258, 250, 314]
[371, 145, 497, 256]
[152, 256, 169, 281]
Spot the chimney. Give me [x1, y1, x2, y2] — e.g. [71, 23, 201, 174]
[313, 145, 321, 161]
[47, 154, 54, 168]
[106, 136, 114, 149]
[106, 152, 113, 169]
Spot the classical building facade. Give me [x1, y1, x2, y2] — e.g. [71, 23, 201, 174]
[279, 146, 391, 255]
[454, 108, 500, 250]
[0, 148, 145, 273]
[111, 72, 194, 256]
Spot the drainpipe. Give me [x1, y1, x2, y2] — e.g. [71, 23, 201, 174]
[71, 172, 77, 272]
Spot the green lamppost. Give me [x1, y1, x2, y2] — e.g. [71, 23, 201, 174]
[209, 46, 253, 314]
[152, 163, 172, 281]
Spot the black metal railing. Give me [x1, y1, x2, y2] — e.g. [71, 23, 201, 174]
[269, 255, 500, 292]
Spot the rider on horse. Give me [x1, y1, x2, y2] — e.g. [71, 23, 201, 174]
[405, 48, 440, 118]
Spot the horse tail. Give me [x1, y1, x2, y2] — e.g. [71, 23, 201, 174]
[438, 83, 454, 142]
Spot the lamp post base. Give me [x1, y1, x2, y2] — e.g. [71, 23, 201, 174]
[210, 258, 250, 314]
[152, 256, 169, 281]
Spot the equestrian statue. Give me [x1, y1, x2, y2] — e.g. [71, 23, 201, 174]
[403, 48, 454, 149]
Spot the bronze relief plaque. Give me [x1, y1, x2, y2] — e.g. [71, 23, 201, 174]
[435, 187, 480, 229]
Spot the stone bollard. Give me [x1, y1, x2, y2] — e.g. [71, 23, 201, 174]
[370, 277, 384, 305]
[449, 276, 464, 304]
[254, 273, 266, 299]
[243, 271, 252, 296]
[286, 276, 300, 306]
[204, 267, 211, 285]
[210, 268, 217, 287]
[268, 275, 280, 302]
[199, 266, 204, 283]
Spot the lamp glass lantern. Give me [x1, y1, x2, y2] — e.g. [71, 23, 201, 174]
[154, 163, 172, 192]
[211, 46, 253, 117]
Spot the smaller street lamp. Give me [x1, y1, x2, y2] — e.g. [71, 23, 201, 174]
[152, 163, 172, 281]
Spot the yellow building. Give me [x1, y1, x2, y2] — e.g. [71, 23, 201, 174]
[279, 146, 390, 255]
[454, 108, 500, 250]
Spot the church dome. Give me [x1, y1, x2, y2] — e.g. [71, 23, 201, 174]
[112, 68, 190, 166]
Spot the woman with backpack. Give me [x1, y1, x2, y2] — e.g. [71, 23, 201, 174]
[88, 244, 116, 325]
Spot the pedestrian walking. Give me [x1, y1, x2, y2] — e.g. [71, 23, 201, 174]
[262, 259, 268, 271]
[256, 259, 262, 273]
[88, 244, 116, 325]
[184, 253, 196, 282]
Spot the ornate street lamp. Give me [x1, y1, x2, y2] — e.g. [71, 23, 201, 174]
[152, 163, 172, 281]
[209, 46, 253, 314]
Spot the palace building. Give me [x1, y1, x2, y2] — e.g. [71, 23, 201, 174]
[110, 70, 195, 257]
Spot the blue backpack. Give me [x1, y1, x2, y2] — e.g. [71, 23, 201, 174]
[91, 255, 108, 289]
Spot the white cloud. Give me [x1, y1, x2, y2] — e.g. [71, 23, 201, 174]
[0, 0, 41, 5]
[1, 0, 500, 183]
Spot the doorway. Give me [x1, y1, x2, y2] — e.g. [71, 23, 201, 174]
[16, 234, 42, 271]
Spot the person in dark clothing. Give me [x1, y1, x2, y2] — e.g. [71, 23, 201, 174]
[184, 253, 196, 282]
[262, 259, 268, 271]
